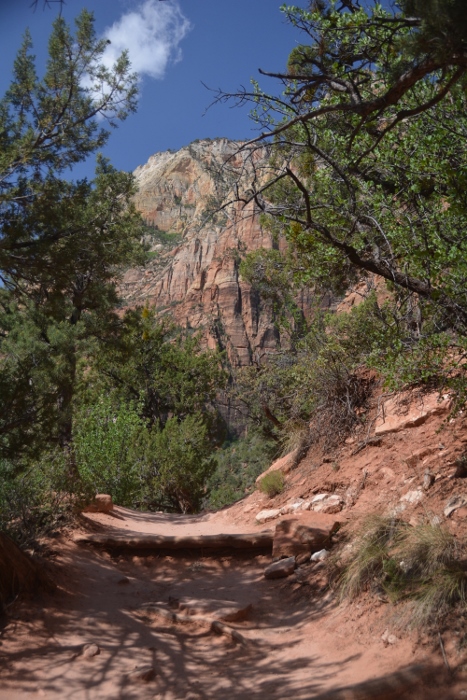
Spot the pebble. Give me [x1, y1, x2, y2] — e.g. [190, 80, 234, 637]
[311, 549, 329, 562]
[82, 643, 100, 659]
[264, 557, 296, 580]
[127, 664, 157, 683]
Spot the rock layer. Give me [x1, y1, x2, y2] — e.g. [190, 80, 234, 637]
[120, 138, 284, 367]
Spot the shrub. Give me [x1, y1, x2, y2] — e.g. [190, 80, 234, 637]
[73, 395, 149, 507]
[144, 413, 215, 514]
[334, 515, 405, 601]
[259, 470, 285, 498]
[0, 452, 77, 547]
[206, 433, 276, 510]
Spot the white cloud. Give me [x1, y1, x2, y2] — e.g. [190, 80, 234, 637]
[102, 0, 192, 80]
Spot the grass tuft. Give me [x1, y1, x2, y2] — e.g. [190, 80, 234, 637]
[258, 470, 285, 498]
[334, 516, 467, 626]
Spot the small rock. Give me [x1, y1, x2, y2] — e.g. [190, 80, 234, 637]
[117, 577, 130, 585]
[255, 508, 281, 524]
[82, 643, 100, 659]
[177, 598, 252, 622]
[311, 493, 329, 504]
[311, 549, 329, 562]
[445, 495, 467, 518]
[312, 494, 343, 514]
[400, 489, 424, 505]
[295, 552, 310, 566]
[82, 494, 113, 513]
[272, 512, 340, 560]
[405, 448, 435, 469]
[279, 499, 306, 516]
[264, 557, 296, 580]
[423, 471, 435, 491]
[127, 665, 157, 683]
[381, 629, 398, 645]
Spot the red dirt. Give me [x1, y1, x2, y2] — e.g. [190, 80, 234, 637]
[1, 389, 467, 698]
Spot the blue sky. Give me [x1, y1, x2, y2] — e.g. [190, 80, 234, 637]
[1, 0, 308, 179]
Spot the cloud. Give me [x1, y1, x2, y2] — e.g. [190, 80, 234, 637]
[102, 0, 192, 80]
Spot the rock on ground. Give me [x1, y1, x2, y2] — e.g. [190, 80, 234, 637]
[272, 513, 340, 561]
[264, 557, 296, 580]
[82, 494, 113, 513]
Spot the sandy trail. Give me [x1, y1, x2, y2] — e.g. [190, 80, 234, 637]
[0, 506, 455, 699]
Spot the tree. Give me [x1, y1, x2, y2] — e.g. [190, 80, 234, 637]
[0, 11, 144, 460]
[216, 2, 467, 347]
[216, 1, 467, 156]
[74, 308, 227, 512]
[90, 307, 227, 434]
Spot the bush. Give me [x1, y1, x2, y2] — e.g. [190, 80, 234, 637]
[259, 470, 285, 498]
[233, 295, 382, 450]
[206, 433, 276, 509]
[73, 395, 149, 507]
[334, 515, 404, 601]
[144, 413, 215, 514]
[0, 452, 76, 547]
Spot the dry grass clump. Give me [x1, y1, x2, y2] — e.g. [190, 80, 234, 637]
[332, 515, 467, 626]
[334, 515, 405, 600]
[258, 470, 285, 498]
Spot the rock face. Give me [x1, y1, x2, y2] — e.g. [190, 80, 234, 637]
[375, 391, 451, 435]
[120, 138, 289, 367]
[272, 513, 340, 561]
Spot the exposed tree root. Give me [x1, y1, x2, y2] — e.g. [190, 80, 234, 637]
[138, 603, 251, 645]
[74, 530, 273, 551]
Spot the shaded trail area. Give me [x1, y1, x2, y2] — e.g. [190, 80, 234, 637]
[0, 507, 455, 699]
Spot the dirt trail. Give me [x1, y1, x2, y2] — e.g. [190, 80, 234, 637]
[3, 389, 467, 698]
[0, 505, 456, 699]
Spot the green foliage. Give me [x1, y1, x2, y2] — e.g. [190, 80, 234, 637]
[73, 396, 149, 507]
[76, 309, 227, 513]
[219, 1, 467, 405]
[258, 470, 284, 498]
[144, 413, 215, 514]
[234, 296, 382, 448]
[0, 11, 143, 462]
[0, 452, 76, 547]
[206, 433, 276, 509]
[91, 307, 227, 433]
[239, 248, 307, 342]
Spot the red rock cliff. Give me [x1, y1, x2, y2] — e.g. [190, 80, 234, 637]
[120, 138, 281, 366]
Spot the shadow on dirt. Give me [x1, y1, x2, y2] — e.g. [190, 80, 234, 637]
[0, 544, 454, 700]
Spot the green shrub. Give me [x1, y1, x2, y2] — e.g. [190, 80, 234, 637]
[206, 433, 276, 509]
[0, 452, 77, 547]
[73, 395, 149, 507]
[259, 470, 285, 498]
[144, 413, 214, 513]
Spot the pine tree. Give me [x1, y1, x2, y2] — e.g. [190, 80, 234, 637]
[0, 11, 144, 460]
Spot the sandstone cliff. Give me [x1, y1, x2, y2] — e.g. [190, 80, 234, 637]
[120, 138, 281, 367]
